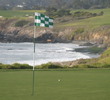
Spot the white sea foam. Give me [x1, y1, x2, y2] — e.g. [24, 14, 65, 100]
[0, 43, 99, 65]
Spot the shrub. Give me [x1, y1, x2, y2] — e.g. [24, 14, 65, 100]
[36, 63, 63, 69]
[0, 65, 2, 69]
[46, 8, 71, 18]
[11, 63, 20, 69]
[57, 9, 71, 17]
[74, 28, 84, 34]
[98, 11, 104, 16]
[88, 46, 104, 54]
[15, 20, 29, 27]
[73, 11, 102, 19]
[1, 64, 12, 69]
[48, 64, 63, 69]
[102, 64, 110, 68]
[11, 63, 32, 69]
[0, 63, 32, 69]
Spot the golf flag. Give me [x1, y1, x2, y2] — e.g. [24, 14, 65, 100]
[32, 13, 54, 95]
[35, 12, 53, 28]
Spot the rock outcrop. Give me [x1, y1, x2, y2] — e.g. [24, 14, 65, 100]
[0, 18, 71, 43]
[0, 18, 110, 47]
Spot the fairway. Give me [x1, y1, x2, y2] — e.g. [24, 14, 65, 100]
[0, 69, 110, 100]
[0, 10, 45, 18]
[61, 8, 110, 29]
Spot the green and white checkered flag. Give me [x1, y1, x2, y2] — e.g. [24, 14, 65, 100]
[35, 12, 53, 28]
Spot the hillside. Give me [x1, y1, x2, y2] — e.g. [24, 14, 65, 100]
[0, 0, 110, 10]
[51, 47, 110, 68]
[0, 8, 110, 68]
[0, 9, 110, 47]
[57, 8, 110, 47]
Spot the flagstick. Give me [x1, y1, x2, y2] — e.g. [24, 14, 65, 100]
[32, 20, 36, 96]
[32, 12, 53, 95]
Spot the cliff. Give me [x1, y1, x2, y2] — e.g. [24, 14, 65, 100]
[0, 18, 71, 43]
[0, 17, 110, 47]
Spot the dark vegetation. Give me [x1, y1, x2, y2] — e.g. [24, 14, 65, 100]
[45, 8, 104, 18]
[45, 8, 71, 18]
[75, 46, 105, 54]
[0, 63, 32, 69]
[74, 28, 85, 34]
[36, 63, 63, 69]
[0, 62, 63, 69]
[0, 0, 110, 10]
[73, 11, 104, 19]
[15, 20, 29, 27]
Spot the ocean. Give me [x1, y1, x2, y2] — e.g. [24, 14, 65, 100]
[0, 43, 99, 65]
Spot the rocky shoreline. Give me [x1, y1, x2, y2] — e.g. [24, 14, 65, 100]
[50, 42, 101, 67]
[0, 18, 110, 47]
[0, 18, 109, 67]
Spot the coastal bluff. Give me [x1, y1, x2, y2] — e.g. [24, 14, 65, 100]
[0, 18, 110, 47]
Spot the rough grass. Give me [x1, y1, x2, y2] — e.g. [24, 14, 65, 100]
[98, 48, 110, 64]
[73, 47, 110, 68]
[101, 47, 110, 57]
[0, 69, 110, 100]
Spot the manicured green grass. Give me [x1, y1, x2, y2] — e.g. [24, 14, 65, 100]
[0, 69, 110, 100]
[0, 10, 45, 18]
[62, 8, 110, 29]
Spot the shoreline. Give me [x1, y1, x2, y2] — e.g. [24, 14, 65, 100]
[0, 41, 101, 66]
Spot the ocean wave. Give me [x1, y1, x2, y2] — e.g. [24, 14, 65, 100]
[0, 43, 99, 65]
